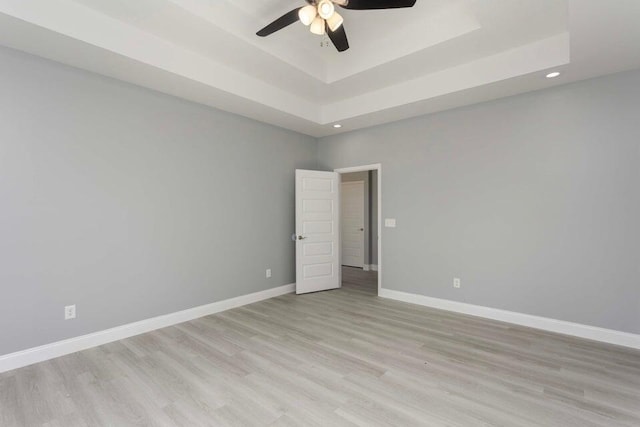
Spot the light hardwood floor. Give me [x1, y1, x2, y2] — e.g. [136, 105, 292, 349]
[1, 267, 639, 426]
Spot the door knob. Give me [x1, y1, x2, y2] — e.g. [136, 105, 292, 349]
[297, 235, 307, 240]
[359, 228, 364, 231]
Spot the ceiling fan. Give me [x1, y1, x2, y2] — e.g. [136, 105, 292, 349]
[256, 0, 417, 52]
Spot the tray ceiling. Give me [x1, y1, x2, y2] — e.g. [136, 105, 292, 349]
[0, 0, 639, 136]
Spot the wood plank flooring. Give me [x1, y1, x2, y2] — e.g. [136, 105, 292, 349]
[1, 267, 639, 426]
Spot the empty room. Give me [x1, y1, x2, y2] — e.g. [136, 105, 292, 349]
[1, 0, 639, 426]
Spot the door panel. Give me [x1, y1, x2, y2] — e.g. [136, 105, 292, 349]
[341, 181, 365, 268]
[295, 170, 340, 294]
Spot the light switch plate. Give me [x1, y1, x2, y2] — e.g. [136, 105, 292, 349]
[385, 218, 397, 228]
[65, 305, 76, 320]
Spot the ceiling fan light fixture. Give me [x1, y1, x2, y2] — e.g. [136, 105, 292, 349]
[310, 16, 325, 35]
[318, 0, 335, 19]
[256, 0, 418, 52]
[298, 5, 317, 26]
[327, 12, 343, 31]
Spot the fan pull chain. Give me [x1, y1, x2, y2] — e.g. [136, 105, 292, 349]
[320, 20, 329, 48]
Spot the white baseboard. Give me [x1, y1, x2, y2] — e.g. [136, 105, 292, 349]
[379, 289, 640, 350]
[0, 283, 295, 373]
[370, 264, 378, 271]
[363, 265, 370, 271]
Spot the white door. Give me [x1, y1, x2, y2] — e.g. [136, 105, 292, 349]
[295, 170, 341, 294]
[341, 181, 365, 268]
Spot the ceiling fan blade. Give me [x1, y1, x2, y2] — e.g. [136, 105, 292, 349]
[327, 24, 349, 52]
[340, 0, 416, 10]
[256, 8, 301, 37]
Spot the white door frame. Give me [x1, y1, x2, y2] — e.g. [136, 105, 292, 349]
[334, 164, 382, 296]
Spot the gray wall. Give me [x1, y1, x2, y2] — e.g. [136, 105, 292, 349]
[319, 70, 640, 334]
[370, 170, 378, 265]
[0, 47, 317, 355]
[2, 45, 639, 358]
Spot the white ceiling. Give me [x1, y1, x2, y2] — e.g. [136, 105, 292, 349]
[0, 0, 639, 137]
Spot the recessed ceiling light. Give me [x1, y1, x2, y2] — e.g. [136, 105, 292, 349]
[333, 124, 342, 128]
[546, 72, 561, 79]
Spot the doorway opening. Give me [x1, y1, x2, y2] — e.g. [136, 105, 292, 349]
[335, 164, 382, 296]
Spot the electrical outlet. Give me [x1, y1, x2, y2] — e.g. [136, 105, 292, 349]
[65, 305, 76, 320]
[453, 278, 461, 289]
[266, 268, 272, 278]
